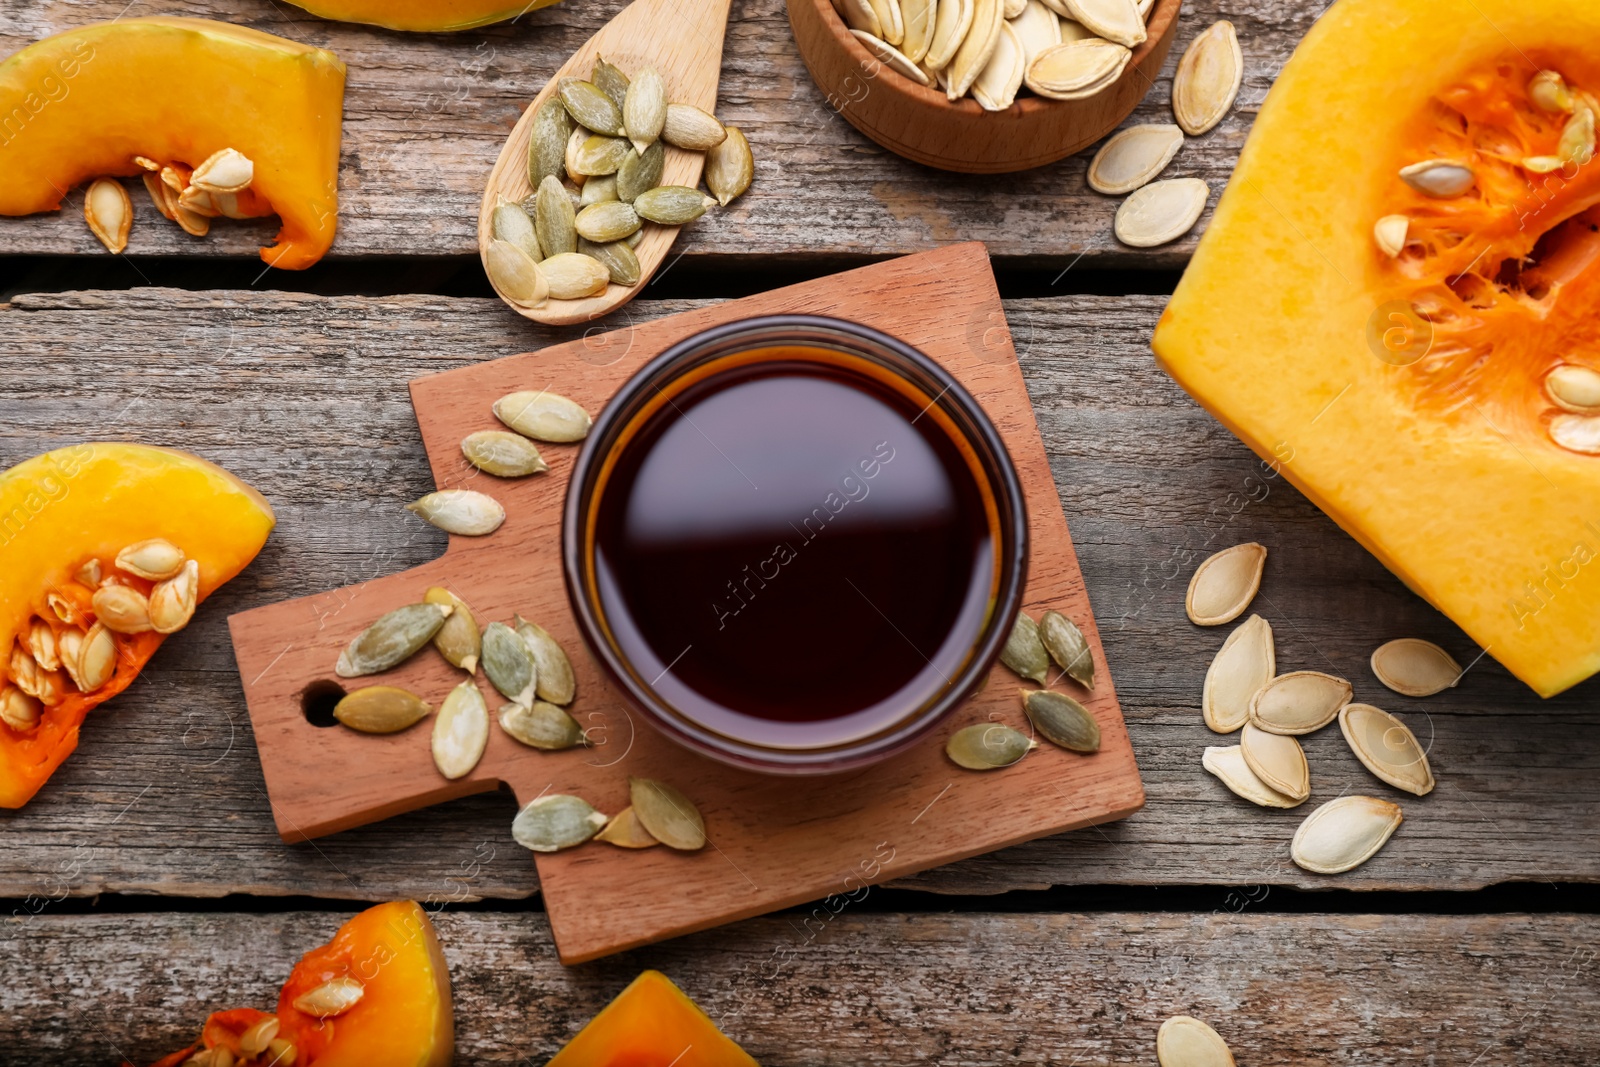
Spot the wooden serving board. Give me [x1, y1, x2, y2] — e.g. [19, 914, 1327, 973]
[228, 243, 1144, 964]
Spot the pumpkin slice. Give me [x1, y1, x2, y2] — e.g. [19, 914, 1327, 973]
[0, 18, 346, 269]
[1152, 0, 1600, 697]
[0, 443, 275, 808]
[290, 0, 562, 31]
[547, 969, 759, 1067]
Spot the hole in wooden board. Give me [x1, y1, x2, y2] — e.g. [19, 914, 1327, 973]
[301, 680, 346, 728]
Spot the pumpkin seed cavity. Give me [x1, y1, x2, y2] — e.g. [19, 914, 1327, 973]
[1399, 159, 1475, 198]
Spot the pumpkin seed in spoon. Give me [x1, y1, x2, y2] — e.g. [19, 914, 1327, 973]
[1370, 638, 1461, 697]
[662, 103, 726, 151]
[1088, 123, 1184, 195]
[579, 237, 643, 286]
[484, 240, 548, 308]
[527, 96, 571, 188]
[558, 77, 623, 136]
[592, 55, 630, 111]
[542, 252, 611, 299]
[1338, 703, 1435, 795]
[623, 66, 666, 154]
[535, 175, 577, 256]
[616, 141, 665, 203]
[491, 201, 541, 260]
[634, 185, 716, 225]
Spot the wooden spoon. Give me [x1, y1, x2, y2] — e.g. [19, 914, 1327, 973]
[478, 0, 734, 325]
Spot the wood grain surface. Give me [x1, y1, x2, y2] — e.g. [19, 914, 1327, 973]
[0, 0, 1292, 265]
[6, 909, 1597, 1065]
[1, 287, 1595, 906]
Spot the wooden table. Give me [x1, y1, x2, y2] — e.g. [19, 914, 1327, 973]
[2, 0, 1596, 1062]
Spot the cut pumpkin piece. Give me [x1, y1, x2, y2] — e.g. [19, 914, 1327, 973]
[0, 18, 345, 269]
[290, 0, 562, 31]
[546, 969, 759, 1067]
[0, 443, 275, 808]
[1152, 0, 1600, 697]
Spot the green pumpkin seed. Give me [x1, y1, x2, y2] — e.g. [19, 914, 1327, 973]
[335, 603, 453, 678]
[629, 776, 706, 850]
[592, 55, 630, 112]
[432, 680, 489, 780]
[492, 390, 592, 442]
[1021, 688, 1101, 753]
[575, 200, 641, 243]
[1039, 610, 1095, 690]
[596, 806, 660, 848]
[484, 239, 548, 308]
[573, 134, 631, 177]
[425, 587, 480, 673]
[578, 237, 642, 287]
[662, 102, 727, 151]
[498, 700, 586, 750]
[535, 174, 576, 257]
[558, 77, 623, 136]
[625, 227, 645, 248]
[333, 686, 431, 733]
[579, 173, 619, 206]
[633, 185, 715, 225]
[1000, 612, 1049, 686]
[623, 66, 666, 154]
[515, 616, 576, 704]
[615, 141, 664, 203]
[461, 429, 549, 478]
[541, 252, 610, 299]
[527, 96, 571, 188]
[481, 621, 536, 706]
[512, 793, 607, 853]
[705, 126, 753, 206]
[947, 722, 1036, 770]
[491, 202, 541, 261]
[406, 490, 505, 536]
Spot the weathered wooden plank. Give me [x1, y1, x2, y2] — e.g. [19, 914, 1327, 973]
[0, 0, 1306, 264]
[5, 910, 1597, 1065]
[0, 288, 1596, 904]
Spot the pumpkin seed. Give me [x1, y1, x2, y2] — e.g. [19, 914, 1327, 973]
[1202, 745, 1304, 808]
[481, 621, 536, 706]
[1561, 104, 1596, 165]
[635, 184, 715, 227]
[564, 126, 588, 185]
[1550, 413, 1600, 455]
[493, 390, 593, 442]
[1238, 721, 1309, 801]
[75, 559, 102, 587]
[946, 0, 1004, 100]
[972, 21, 1025, 109]
[1373, 214, 1410, 257]
[575, 200, 642, 243]
[1529, 69, 1573, 114]
[27, 618, 59, 672]
[0, 686, 40, 731]
[1201, 613, 1274, 734]
[266, 1038, 298, 1065]
[432, 680, 489, 780]
[512, 793, 607, 852]
[1115, 177, 1209, 247]
[1000, 611, 1050, 686]
[1399, 159, 1476, 198]
[1184, 542, 1265, 626]
[333, 686, 432, 734]
[1523, 155, 1566, 175]
[335, 603, 453, 678]
[1290, 795, 1403, 874]
[1248, 670, 1351, 735]
[148, 559, 199, 634]
[625, 227, 645, 248]
[535, 174, 577, 256]
[1370, 638, 1461, 698]
[239, 1017, 280, 1056]
[592, 55, 631, 111]
[541, 252, 612, 299]
[462, 429, 549, 478]
[514, 616, 577, 704]
[616, 140, 665, 203]
[947, 721, 1036, 769]
[1009, 0, 1061, 67]
[1002, 0, 1024, 16]
[662, 102, 727, 151]
[630, 776, 707, 850]
[1024, 38, 1129, 99]
[1546, 364, 1600, 413]
[492, 202, 543, 260]
[485, 239, 549, 308]
[1339, 703, 1435, 796]
[1039, 610, 1094, 689]
[1156, 1015, 1235, 1067]
[580, 174, 619, 206]
[579, 237, 644, 286]
[839, 0, 884, 38]
[55, 627, 87, 691]
[84, 178, 132, 254]
[406, 490, 505, 536]
[191, 147, 254, 194]
[425, 587, 480, 673]
[114, 538, 184, 582]
[869, 0, 905, 44]
[925, 0, 972, 69]
[705, 128, 753, 207]
[142, 172, 176, 222]
[623, 66, 666, 154]
[558, 77, 623, 136]
[1171, 20, 1241, 135]
[596, 806, 661, 848]
[1063, 0, 1143, 47]
[1089, 124, 1184, 195]
[1055, 12, 1094, 39]
[92, 584, 153, 634]
[898, 0, 938, 62]
[292, 977, 364, 1019]
[574, 133, 632, 177]
[498, 700, 587, 750]
[853, 30, 932, 87]
[1020, 688, 1100, 752]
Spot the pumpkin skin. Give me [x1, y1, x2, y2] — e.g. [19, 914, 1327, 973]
[0, 443, 275, 808]
[1152, 0, 1600, 697]
[546, 969, 759, 1067]
[0, 18, 346, 270]
[289, 0, 563, 32]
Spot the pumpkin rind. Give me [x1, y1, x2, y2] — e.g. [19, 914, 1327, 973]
[290, 0, 563, 31]
[546, 969, 759, 1067]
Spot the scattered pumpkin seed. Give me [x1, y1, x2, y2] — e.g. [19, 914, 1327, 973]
[462, 429, 549, 478]
[515, 616, 577, 704]
[541, 252, 612, 299]
[579, 237, 644, 286]
[1185, 542, 1265, 626]
[1062, 0, 1144, 48]
[1369, 638, 1461, 698]
[292, 977, 365, 1019]
[1529, 69, 1573, 114]
[425, 586, 480, 673]
[512, 793, 607, 852]
[481, 621, 536, 706]
[406, 490, 506, 536]
[498, 700, 586, 750]
[623, 66, 667, 154]
[335, 603, 453, 678]
[492, 390, 592, 442]
[1338, 703, 1435, 796]
[580, 173, 620, 206]
[1399, 159, 1475, 198]
[492, 201, 542, 261]
[1550, 413, 1600, 455]
[84, 178, 132, 254]
[148, 558, 199, 634]
[1238, 721, 1309, 801]
[635, 185, 716, 224]
[1156, 1015, 1236, 1067]
[1248, 670, 1352, 735]
[92, 584, 153, 634]
[1171, 20, 1241, 135]
[596, 806, 661, 848]
[1039, 610, 1095, 689]
[592, 55, 631, 111]
[1290, 795, 1403, 875]
[1201, 745, 1303, 808]
[115, 538, 185, 581]
[485, 239, 549, 308]
[535, 174, 578, 256]
[432, 680, 489, 780]
[558, 77, 623, 135]
[1201, 613, 1274, 734]
[926, 0, 973, 69]
[1000, 611, 1050, 686]
[616, 140, 665, 203]
[575, 200, 642, 243]
[333, 685, 432, 734]
[705, 128, 753, 207]
[528, 96, 572, 188]
[947, 721, 1037, 769]
[1088, 124, 1184, 195]
[1114, 177, 1210, 247]
[630, 776, 707, 850]
[1545, 364, 1600, 413]
[662, 102, 727, 151]
[1373, 214, 1410, 257]
[1020, 688, 1100, 752]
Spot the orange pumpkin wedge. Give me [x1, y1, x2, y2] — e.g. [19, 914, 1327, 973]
[1152, 0, 1600, 696]
[0, 443, 275, 808]
[547, 970, 759, 1067]
[290, 0, 562, 31]
[0, 18, 346, 269]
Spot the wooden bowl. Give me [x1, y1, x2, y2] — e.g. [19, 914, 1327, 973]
[787, 0, 1182, 173]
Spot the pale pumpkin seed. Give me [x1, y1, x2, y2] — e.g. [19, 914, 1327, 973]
[425, 587, 480, 673]
[75, 559, 102, 587]
[27, 618, 59, 672]
[535, 174, 577, 257]
[1560, 105, 1596, 166]
[573, 134, 631, 177]
[630, 777, 707, 850]
[575, 200, 642, 243]
[115, 538, 185, 581]
[1024, 38, 1129, 98]
[512, 793, 607, 852]
[148, 558, 199, 634]
[1339, 703, 1435, 796]
[579, 237, 643, 286]
[1551, 413, 1600, 454]
[616, 140, 665, 203]
[84, 178, 132, 254]
[432, 680, 489, 780]
[1529, 69, 1573, 114]
[705, 128, 753, 207]
[1290, 795, 1403, 874]
[1088, 124, 1184, 195]
[406, 490, 505, 536]
[925, 0, 972, 70]
[485, 239, 549, 308]
[334, 685, 432, 734]
[1373, 214, 1410, 257]
[1171, 20, 1241, 136]
[852, 29, 932, 87]
[1062, 0, 1144, 47]
[75, 624, 115, 693]
[493, 390, 592, 442]
[947, 721, 1036, 769]
[1370, 638, 1461, 698]
[499, 700, 587, 750]
[1002, 0, 1024, 16]
[1399, 159, 1475, 198]
[596, 806, 661, 848]
[335, 603, 453, 678]
[1201, 613, 1274, 734]
[635, 185, 716, 225]
[1184, 542, 1265, 626]
[1238, 721, 1309, 801]
[972, 21, 1025, 110]
[898, 0, 938, 63]
[1546, 364, 1600, 413]
[623, 66, 666, 154]
[1156, 1015, 1236, 1067]
[462, 429, 550, 478]
[92, 584, 152, 634]
[1248, 670, 1352, 735]
[1115, 177, 1209, 247]
[1524, 155, 1566, 175]
[592, 55, 631, 112]
[580, 173, 619, 207]
[528, 96, 572, 188]
[1009, 0, 1062, 67]
[625, 227, 645, 248]
[542, 252, 612, 299]
[492, 202, 542, 261]
[558, 77, 623, 135]
[564, 126, 588, 185]
[239, 1016, 280, 1056]
[515, 616, 577, 704]
[839, 0, 884, 39]
[869, 0, 905, 44]
[662, 102, 727, 151]
[1039, 610, 1094, 689]
[1021, 688, 1100, 752]
[481, 621, 536, 706]
[1201, 745, 1303, 808]
[292, 977, 364, 1019]
[946, 0, 1004, 100]
[1000, 611, 1050, 686]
